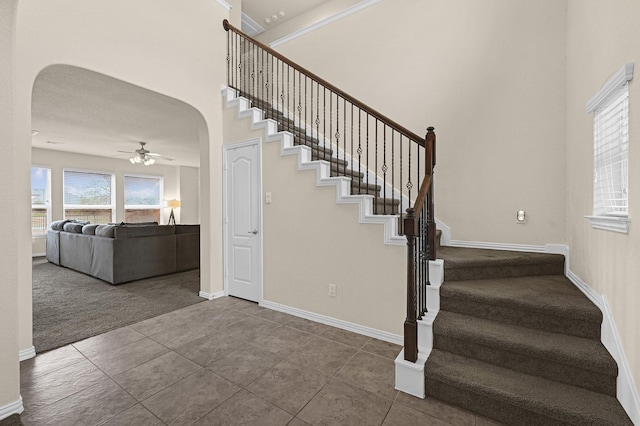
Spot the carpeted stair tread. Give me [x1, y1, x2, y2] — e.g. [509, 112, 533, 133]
[441, 275, 600, 324]
[425, 349, 633, 425]
[373, 197, 400, 215]
[350, 180, 382, 196]
[330, 164, 365, 180]
[433, 311, 617, 395]
[439, 246, 564, 280]
[441, 276, 602, 340]
[434, 310, 616, 373]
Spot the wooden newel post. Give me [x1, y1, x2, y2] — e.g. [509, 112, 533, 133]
[426, 127, 437, 260]
[403, 208, 418, 362]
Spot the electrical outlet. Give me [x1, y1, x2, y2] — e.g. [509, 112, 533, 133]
[328, 284, 337, 297]
[516, 210, 526, 223]
[265, 192, 272, 204]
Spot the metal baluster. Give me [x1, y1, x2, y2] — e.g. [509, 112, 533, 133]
[351, 104, 354, 184]
[358, 110, 362, 194]
[343, 98, 347, 176]
[375, 119, 379, 214]
[335, 95, 339, 170]
[329, 92, 333, 163]
[383, 126, 387, 214]
[407, 137, 412, 206]
[400, 135, 403, 234]
[323, 87, 326, 159]
[392, 132, 395, 221]
[366, 114, 369, 192]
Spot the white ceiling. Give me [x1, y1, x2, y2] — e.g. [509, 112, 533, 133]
[31, 3, 331, 168]
[32, 65, 203, 168]
[242, 0, 329, 33]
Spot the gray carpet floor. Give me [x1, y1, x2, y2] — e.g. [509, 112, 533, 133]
[32, 257, 204, 353]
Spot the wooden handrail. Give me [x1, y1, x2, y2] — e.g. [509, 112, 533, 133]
[223, 19, 425, 145]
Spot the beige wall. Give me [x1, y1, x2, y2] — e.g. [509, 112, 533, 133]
[0, 0, 229, 414]
[30, 149, 200, 255]
[0, 0, 22, 413]
[566, 0, 640, 395]
[179, 166, 201, 225]
[272, 0, 567, 246]
[224, 101, 406, 336]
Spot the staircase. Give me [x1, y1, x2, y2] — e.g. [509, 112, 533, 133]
[246, 96, 400, 216]
[222, 20, 633, 425]
[427, 247, 633, 425]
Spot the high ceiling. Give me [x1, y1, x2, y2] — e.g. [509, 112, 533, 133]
[32, 66, 204, 168]
[31, 2, 331, 168]
[242, 0, 329, 33]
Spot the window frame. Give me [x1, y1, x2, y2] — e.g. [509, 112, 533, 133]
[31, 166, 51, 238]
[585, 63, 634, 234]
[63, 168, 116, 224]
[123, 173, 164, 224]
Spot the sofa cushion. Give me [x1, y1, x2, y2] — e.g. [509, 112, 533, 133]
[82, 224, 99, 235]
[50, 219, 70, 231]
[114, 225, 175, 239]
[95, 224, 117, 238]
[63, 222, 84, 233]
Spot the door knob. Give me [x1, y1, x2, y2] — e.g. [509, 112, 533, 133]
[248, 229, 258, 235]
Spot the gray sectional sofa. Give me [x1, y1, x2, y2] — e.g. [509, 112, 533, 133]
[46, 221, 200, 285]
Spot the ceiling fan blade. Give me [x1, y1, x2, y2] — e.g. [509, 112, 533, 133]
[146, 153, 175, 161]
[117, 150, 135, 154]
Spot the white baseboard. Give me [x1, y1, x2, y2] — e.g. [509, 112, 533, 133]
[198, 290, 225, 300]
[0, 397, 23, 421]
[19, 346, 35, 361]
[447, 240, 568, 256]
[259, 300, 403, 345]
[565, 270, 640, 425]
[32, 252, 45, 258]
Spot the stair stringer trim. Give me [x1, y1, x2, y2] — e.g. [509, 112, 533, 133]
[566, 269, 640, 425]
[223, 86, 406, 246]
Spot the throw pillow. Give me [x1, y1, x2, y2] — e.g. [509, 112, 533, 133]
[95, 224, 116, 238]
[63, 222, 84, 233]
[50, 219, 70, 231]
[82, 224, 99, 235]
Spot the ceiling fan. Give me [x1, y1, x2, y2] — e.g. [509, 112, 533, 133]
[118, 142, 174, 166]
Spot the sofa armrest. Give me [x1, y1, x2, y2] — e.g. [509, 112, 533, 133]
[46, 230, 61, 265]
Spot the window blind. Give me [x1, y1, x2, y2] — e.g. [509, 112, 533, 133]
[593, 84, 629, 216]
[63, 170, 113, 206]
[124, 175, 161, 206]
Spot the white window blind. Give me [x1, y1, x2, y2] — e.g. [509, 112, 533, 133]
[63, 170, 114, 224]
[593, 84, 629, 216]
[124, 175, 162, 223]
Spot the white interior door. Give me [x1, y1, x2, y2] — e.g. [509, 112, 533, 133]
[224, 141, 261, 302]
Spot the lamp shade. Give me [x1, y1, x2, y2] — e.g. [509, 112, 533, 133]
[164, 199, 181, 208]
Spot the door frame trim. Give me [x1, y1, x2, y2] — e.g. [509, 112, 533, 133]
[222, 138, 264, 303]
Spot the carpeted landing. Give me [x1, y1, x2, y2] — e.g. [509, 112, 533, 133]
[32, 257, 204, 353]
[426, 247, 632, 425]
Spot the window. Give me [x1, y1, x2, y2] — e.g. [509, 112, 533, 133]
[63, 170, 115, 224]
[586, 63, 634, 233]
[31, 167, 51, 237]
[124, 175, 163, 223]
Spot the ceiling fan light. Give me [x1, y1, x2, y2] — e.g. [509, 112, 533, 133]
[129, 157, 136, 164]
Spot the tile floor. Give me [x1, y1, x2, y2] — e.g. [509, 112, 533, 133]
[16, 296, 503, 425]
